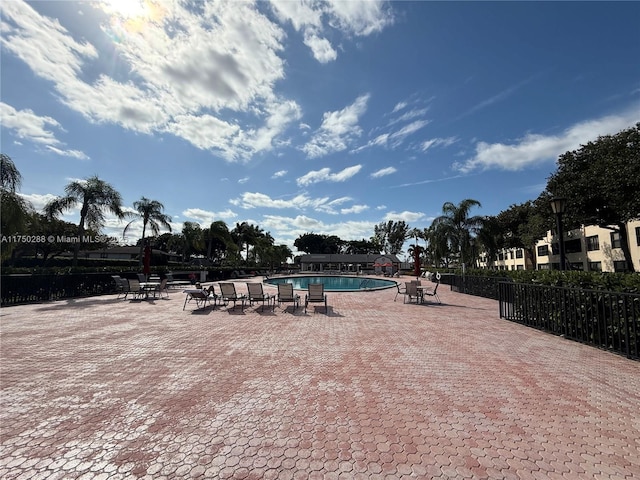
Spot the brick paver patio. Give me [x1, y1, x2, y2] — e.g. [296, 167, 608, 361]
[1, 276, 639, 479]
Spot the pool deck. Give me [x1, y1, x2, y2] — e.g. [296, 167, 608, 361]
[1, 276, 639, 479]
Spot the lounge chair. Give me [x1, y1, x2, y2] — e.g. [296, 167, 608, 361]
[305, 283, 328, 314]
[422, 282, 441, 304]
[277, 283, 300, 311]
[219, 283, 246, 310]
[246, 282, 273, 311]
[183, 287, 214, 310]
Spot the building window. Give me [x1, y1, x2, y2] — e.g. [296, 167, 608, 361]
[516, 265, 524, 270]
[537, 245, 549, 257]
[636, 226, 640, 247]
[569, 262, 584, 271]
[498, 252, 504, 261]
[588, 261, 602, 272]
[613, 260, 627, 272]
[516, 249, 523, 259]
[610, 232, 622, 249]
[538, 263, 550, 270]
[586, 235, 600, 251]
[564, 239, 582, 254]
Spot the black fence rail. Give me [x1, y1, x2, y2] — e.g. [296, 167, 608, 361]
[499, 281, 639, 359]
[1, 273, 120, 306]
[0, 270, 256, 306]
[440, 274, 509, 300]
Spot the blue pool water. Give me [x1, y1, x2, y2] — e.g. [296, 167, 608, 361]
[264, 275, 396, 292]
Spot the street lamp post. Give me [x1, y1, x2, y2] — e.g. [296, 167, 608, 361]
[414, 235, 420, 279]
[550, 197, 567, 271]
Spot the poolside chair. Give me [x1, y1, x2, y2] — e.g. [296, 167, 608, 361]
[148, 278, 169, 299]
[394, 282, 406, 302]
[137, 273, 148, 283]
[246, 282, 273, 311]
[111, 275, 127, 299]
[183, 287, 214, 310]
[277, 283, 300, 311]
[305, 283, 328, 314]
[403, 281, 422, 304]
[219, 283, 246, 310]
[125, 279, 144, 300]
[422, 282, 441, 304]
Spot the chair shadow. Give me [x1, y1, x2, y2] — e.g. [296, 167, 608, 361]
[34, 297, 125, 311]
[307, 306, 343, 317]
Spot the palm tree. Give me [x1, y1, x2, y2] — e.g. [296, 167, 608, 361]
[431, 199, 483, 270]
[1, 154, 32, 261]
[44, 175, 126, 266]
[1, 154, 22, 192]
[206, 220, 234, 263]
[123, 197, 172, 267]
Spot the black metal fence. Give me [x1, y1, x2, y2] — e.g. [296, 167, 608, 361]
[0, 270, 244, 306]
[1, 273, 120, 306]
[499, 281, 639, 359]
[440, 274, 509, 300]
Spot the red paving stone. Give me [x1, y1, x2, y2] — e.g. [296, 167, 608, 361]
[1, 276, 639, 479]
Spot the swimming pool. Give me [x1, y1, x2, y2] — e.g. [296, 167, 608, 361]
[264, 275, 397, 292]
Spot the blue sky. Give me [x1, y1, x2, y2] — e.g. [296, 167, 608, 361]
[2, 0, 639, 256]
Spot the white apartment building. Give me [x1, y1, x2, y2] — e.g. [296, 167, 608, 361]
[482, 220, 640, 273]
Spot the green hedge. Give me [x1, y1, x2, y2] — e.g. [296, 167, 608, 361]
[430, 268, 640, 294]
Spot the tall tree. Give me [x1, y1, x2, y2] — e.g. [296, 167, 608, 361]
[206, 220, 234, 263]
[545, 123, 640, 272]
[44, 175, 126, 266]
[1, 155, 33, 262]
[494, 201, 549, 270]
[181, 222, 205, 261]
[1, 153, 22, 192]
[373, 220, 409, 255]
[1, 154, 31, 243]
[122, 197, 172, 266]
[431, 199, 483, 270]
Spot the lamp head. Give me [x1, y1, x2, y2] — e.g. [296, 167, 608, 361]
[550, 197, 567, 215]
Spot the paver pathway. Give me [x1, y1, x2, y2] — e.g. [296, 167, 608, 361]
[1, 277, 639, 479]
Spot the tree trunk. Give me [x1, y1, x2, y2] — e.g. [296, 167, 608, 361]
[618, 222, 636, 272]
[73, 205, 88, 267]
[138, 222, 147, 268]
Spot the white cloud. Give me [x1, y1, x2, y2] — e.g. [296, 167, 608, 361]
[238, 177, 250, 184]
[260, 213, 378, 249]
[420, 136, 458, 152]
[182, 208, 238, 226]
[231, 192, 330, 211]
[19, 193, 58, 211]
[0, 102, 89, 159]
[302, 95, 370, 158]
[297, 165, 362, 186]
[455, 109, 640, 173]
[269, 0, 393, 62]
[230, 191, 367, 216]
[371, 167, 397, 178]
[384, 210, 425, 223]
[341, 204, 369, 214]
[272, 170, 288, 178]
[1, 0, 302, 163]
[303, 31, 337, 63]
